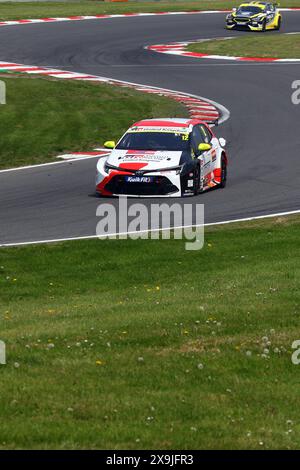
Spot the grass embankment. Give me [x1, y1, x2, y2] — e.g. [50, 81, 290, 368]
[187, 34, 300, 58]
[0, 75, 187, 169]
[0, 1, 299, 21]
[0, 215, 300, 449]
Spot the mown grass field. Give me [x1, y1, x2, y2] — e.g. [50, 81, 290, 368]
[0, 215, 299, 449]
[0, 0, 299, 21]
[187, 34, 300, 58]
[0, 74, 186, 169]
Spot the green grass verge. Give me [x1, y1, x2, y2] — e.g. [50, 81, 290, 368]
[0, 1, 299, 21]
[0, 74, 187, 169]
[0, 215, 300, 449]
[187, 34, 300, 58]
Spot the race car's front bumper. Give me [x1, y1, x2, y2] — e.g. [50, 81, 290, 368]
[100, 173, 181, 197]
[96, 165, 199, 198]
[95, 155, 200, 198]
[226, 19, 265, 31]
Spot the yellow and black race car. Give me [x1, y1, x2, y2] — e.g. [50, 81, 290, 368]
[226, 2, 282, 31]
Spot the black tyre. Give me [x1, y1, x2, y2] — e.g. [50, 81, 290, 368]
[194, 164, 201, 196]
[219, 157, 227, 189]
[262, 19, 267, 32]
[275, 16, 281, 30]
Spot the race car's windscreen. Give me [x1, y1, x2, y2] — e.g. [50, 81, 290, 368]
[116, 132, 190, 151]
[236, 6, 263, 14]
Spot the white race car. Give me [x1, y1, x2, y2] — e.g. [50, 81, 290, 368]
[96, 118, 228, 197]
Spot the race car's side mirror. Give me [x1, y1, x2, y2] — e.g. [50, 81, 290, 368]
[219, 138, 226, 147]
[198, 143, 212, 152]
[104, 141, 116, 149]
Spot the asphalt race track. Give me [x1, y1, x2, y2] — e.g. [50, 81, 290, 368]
[0, 10, 300, 244]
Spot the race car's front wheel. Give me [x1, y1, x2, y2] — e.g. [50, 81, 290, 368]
[262, 19, 267, 32]
[219, 157, 227, 189]
[275, 16, 281, 30]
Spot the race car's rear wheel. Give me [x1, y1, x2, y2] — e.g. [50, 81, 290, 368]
[219, 157, 227, 189]
[262, 19, 267, 32]
[275, 16, 281, 30]
[194, 164, 201, 196]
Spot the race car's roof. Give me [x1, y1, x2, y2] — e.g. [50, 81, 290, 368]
[131, 118, 200, 129]
[238, 2, 265, 8]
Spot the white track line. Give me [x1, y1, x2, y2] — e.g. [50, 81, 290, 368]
[0, 154, 109, 174]
[1, 210, 299, 248]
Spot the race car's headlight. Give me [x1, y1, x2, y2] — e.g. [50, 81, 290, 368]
[175, 164, 185, 175]
[159, 164, 184, 175]
[104, 162, 119, 174]
[226, 14, 234, 21]
[104, 162, 111, 174]
[250, 17, 261, 24]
